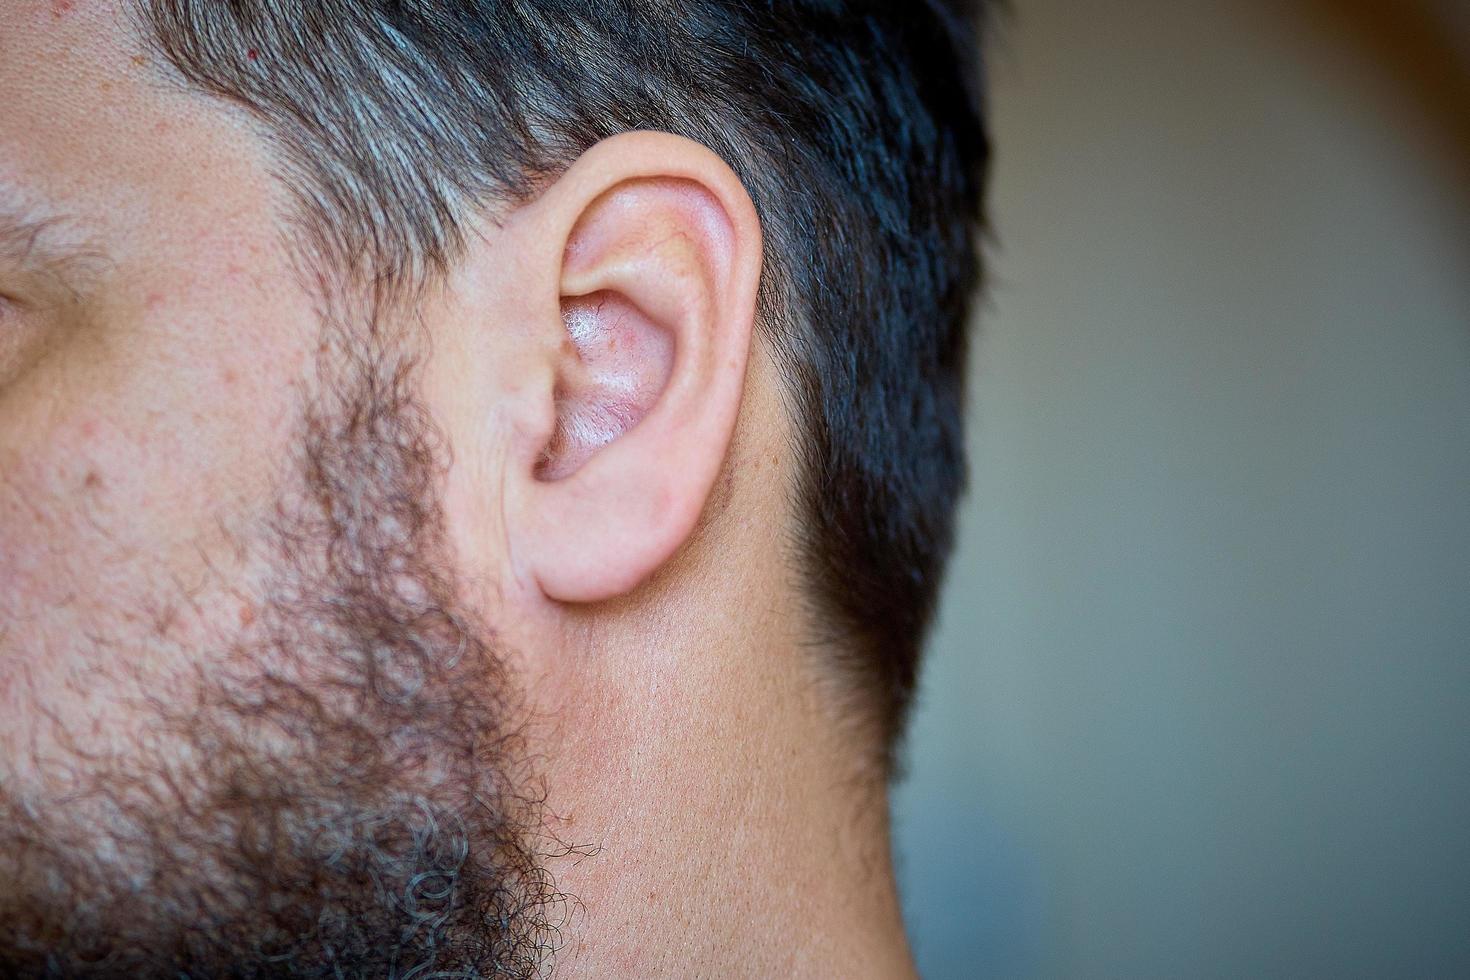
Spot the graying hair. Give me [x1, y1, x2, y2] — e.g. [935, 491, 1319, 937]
[135, 0, 990, 763]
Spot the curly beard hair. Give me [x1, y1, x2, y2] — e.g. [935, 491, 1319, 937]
[0, 317, 571, 978]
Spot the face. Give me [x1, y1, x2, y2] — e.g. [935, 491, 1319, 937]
[0, 4, 556, 974]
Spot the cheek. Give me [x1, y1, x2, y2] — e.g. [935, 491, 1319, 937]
[0, 299, 313, 778]
[0, 309, 305, 620]
[0, 412, 208, 618]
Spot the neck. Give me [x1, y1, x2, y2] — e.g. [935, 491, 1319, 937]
[536, 616, 916, 977]
[521, 499, 914, 976]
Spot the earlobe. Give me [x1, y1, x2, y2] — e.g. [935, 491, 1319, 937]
[513, 134, 762, 605]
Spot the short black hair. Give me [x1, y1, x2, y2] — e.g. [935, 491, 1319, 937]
[137, 0, 990, 764]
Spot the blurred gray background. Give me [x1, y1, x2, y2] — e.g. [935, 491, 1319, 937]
[891, 0, 1470, 976]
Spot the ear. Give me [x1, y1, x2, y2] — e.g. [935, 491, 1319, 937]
[511, 132, 763, 604]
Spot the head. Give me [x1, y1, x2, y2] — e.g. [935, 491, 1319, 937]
[0, 0, 987, 976]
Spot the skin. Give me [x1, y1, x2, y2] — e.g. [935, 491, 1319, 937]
[0, 1, 915, 976]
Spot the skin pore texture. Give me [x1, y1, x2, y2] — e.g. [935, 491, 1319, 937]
[0, 2, 916, 977]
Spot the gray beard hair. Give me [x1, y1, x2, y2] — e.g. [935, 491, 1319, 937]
[0, 338, 572, 978]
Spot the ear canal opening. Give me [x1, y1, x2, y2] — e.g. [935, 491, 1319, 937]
[536, 290, 674, 482]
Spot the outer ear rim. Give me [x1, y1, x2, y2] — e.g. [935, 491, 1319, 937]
[549, 131, 763, 293]
[517, 132, 765, 605]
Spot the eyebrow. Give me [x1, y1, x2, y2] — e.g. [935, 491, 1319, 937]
[0, 194, 109, 299]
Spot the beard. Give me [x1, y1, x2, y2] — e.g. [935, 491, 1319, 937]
[0, 326, 567, 977]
